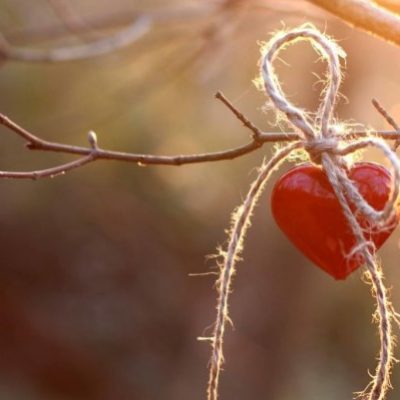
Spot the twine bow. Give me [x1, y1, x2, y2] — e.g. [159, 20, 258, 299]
[261, 27, 400, 229]
[207, 25, 399, 400]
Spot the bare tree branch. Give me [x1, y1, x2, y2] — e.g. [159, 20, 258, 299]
[0, 1, 319, 64]
[307, 0, 400, 46]
[0, 15, 151, 62]
[0, 92, 399, 179]
[3, 1, 315, 47]
[2, 3, 219, 45]
[2, 0, 400, 65]
[0, 2, 226, 62]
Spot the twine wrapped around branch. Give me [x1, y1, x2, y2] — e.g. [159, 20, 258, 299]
[207, 25, 400, 400]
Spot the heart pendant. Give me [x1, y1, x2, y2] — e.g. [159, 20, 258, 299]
[271, 162, 399, 279]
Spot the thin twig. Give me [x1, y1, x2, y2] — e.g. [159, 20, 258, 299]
[372, 98, 400, 151]
[215, 92, 263, 140]
[307, 0, 400, 46]
[372, 99, 400, 132]
[0, 154, 96, 180]
[1, 93, 400, 178]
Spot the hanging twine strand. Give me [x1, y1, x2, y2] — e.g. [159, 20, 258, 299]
[207, 25, 399, 400]
[206, 141, 302, 400]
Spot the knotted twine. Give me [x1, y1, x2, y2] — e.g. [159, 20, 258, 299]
[207, 26, 400, 400]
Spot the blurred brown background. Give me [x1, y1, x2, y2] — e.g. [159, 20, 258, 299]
[0, 1, 400, 399]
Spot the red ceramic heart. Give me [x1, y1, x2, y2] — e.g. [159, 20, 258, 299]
[271, 162, 399, 279]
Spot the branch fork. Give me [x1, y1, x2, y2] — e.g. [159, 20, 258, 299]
[0, 91, 400, 180]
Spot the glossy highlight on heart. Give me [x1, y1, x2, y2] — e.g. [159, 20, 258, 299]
[271, 162, 399, 279]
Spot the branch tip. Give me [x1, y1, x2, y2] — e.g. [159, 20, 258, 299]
[372, 98, 400, 151]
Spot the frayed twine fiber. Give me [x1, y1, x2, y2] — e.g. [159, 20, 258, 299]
[206, 24, 400, 400]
